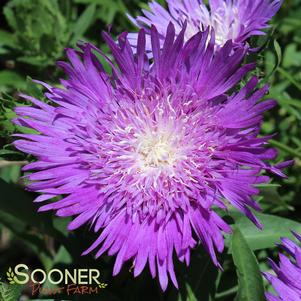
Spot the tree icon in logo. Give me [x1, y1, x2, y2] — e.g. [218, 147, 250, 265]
[6, 268, 16, 285]
[99, 282, 108, 289]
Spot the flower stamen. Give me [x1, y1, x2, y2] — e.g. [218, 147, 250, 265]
[137, 131, 178, 170]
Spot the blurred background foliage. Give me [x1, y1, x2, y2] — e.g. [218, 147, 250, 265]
[0, 0, 300, 300]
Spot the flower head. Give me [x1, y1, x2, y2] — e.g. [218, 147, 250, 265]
[128, 0, 282, 50]
[13, 24, 283, 290]
[264, 232, 301, 301]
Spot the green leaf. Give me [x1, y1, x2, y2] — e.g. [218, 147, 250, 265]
[71, 3, 96, 44]
[0, 150, 22, 157]
[0, 179, 68, 245]
[264, 40, 282, 80]
[0, 282, 23, 301]
[3, 4, 17, 29]
[231, 212, 301, 251]
[0, 71, 25, 89]
[74, 0, 127, 24]
[270, 139, 301, 158]
[0, 164, 22, 184]
[283, 44, 301, 68]
[273, 39, 282, 69]
[17, 56, 51, 67]
[3, 0, 70, 66]
[232, 228, 265, 301]
[184, 283, 198, 301]
[0, 30, 17, 48]
[276, 66, 301, 91]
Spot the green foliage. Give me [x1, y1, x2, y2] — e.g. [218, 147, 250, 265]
[3, 0, 70, 66]
[229, 212, 301, 251]
[231, 228, 265, 301]
[0, 0, 300, 300]
[0, 279, 23, 301]
[71, 3, 96, 44]
[75, 0, 127, 24]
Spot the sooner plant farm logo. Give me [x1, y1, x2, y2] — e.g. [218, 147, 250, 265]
[4, 264, 107, 297]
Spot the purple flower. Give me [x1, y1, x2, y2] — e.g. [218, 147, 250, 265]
[264, 232, 301, 301]
[128, 0, 282, 50]
[13, 25, 283, 290]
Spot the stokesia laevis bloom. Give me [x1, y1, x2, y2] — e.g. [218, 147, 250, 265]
[128, 0, 282, 50]
[13, 24, 286, 290]
[264, 232, 301, 301]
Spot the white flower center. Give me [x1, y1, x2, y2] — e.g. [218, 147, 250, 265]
[183, 3, 241, 47]
[137, 131, 177, 169]
[140, 137, 174, 168]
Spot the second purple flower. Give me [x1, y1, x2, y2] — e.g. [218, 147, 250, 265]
[264, 232, 301, 301]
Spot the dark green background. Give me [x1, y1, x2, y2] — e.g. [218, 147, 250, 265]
[0, 0, 300, 300]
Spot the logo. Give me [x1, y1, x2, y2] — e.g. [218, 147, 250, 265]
[6, 268, 15, 284]
[3, 264, 107, 297]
